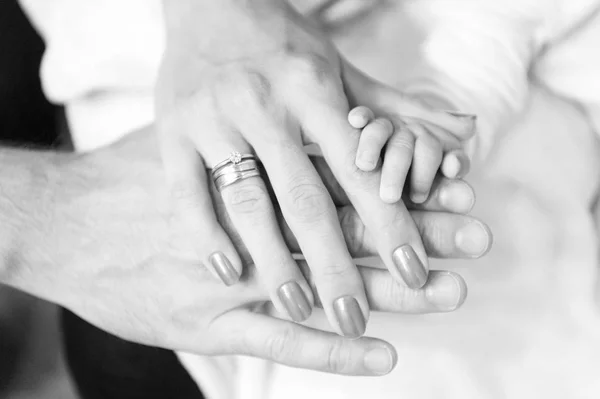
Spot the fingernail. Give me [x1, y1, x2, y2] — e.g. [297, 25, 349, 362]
[391, 245, 427, 289]
[444, 110, 477, 121]
[277, 281, 312, 322]
[425, 272, 466, 311]
[438, 182, 475, 213]
[364, 346, 395, 375]
[380, 186, 401, 204]
[455, 221, 491, 257]
[356, 153, 378, 171]
[209, 252, 239, 286]
[411, 192, 428, 204]
[333, 296, 366, 338]
[442, 154, 461, 178]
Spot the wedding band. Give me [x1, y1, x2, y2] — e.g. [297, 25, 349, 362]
[211, 151, 261, 192]
[211, 159, 259, 181]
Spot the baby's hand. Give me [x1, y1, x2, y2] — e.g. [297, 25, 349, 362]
[348, 106, 471, 204]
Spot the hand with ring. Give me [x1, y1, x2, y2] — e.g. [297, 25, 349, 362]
[156, 0, 478, 338]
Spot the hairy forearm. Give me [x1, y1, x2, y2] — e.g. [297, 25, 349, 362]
[0, 146, 60, 285]
[0, 128, 174, 308]
[0, 145, 121, 305]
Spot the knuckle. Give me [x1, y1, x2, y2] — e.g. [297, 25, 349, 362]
[339, 209, 366, 255]
[319, 261, 355, 281]
[242, 70, 272, 108]
[170, 181, 202, 212]
[290, 53, 332, 84]
[389, 133, 415, 154]
[223, 68, 272, 110]
[286, 181, 332, 222]
[226, 183, 270, 215]
[384, 278, 418, 310]
[326, 339, 353, 374]
[265, 325, 297, 363]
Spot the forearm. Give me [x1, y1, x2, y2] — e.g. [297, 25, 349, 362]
[0, 146, 60, 286]
[161, 0, 306, 62]
[0, 145, 114, 306]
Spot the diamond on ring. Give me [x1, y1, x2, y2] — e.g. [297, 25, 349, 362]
[229, 151, 243, 164]
[211, 152, 261, 192]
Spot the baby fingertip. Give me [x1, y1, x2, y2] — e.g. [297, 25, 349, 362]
[348, 106, 374, 129]
[380, 185, 402, 204]
[441, 153, 461, 179]
[410, 191, 429, 204]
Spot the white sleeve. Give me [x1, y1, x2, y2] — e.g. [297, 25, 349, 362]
[404, 0, 600, 160]
[18, 0, 164, 151]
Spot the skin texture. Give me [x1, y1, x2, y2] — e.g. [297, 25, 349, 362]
[0, 126, 491, 376]
[157, 0, 477, 337]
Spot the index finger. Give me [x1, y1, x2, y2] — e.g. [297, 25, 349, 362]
[299, 100, 430, 289]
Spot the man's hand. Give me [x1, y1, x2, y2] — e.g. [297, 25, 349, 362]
[0, 127, 491, 375]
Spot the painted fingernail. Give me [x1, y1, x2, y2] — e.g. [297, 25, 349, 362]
[364, 346, 396, 375]
[438, 182, 475, 213]
[391, 245, 427, 289]
[425, 272, 466, 311]
[209, 252, 239, 286]
[455, 221, 491, 257]
[333, 296, 366, 338]
[277, 281, 312, 322]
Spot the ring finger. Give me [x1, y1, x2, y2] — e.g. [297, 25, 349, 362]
[199, 134, 315, 323]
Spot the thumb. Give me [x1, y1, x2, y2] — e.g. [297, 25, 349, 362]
[214, 310, 397, 376]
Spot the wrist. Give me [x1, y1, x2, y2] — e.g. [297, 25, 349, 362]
[162, 0, 293, 60]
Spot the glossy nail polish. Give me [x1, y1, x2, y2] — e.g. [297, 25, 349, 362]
[277, 281, 312, 322]
[391, 245, 427, 289]
[209, 252, 239, 286]
[333, 296, 365, 338]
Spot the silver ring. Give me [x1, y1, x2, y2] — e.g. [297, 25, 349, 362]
[211, 152, 261, 192]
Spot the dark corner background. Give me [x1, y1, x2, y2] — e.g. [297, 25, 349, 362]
[0, 0, 59, 147]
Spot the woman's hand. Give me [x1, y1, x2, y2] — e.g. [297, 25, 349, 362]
[19, 127, 488, 376]
[156, 0, 476, 338]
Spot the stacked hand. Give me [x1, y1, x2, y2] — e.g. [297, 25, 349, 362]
[156, 0, 480, 340]
[46, 127, 490, 376]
